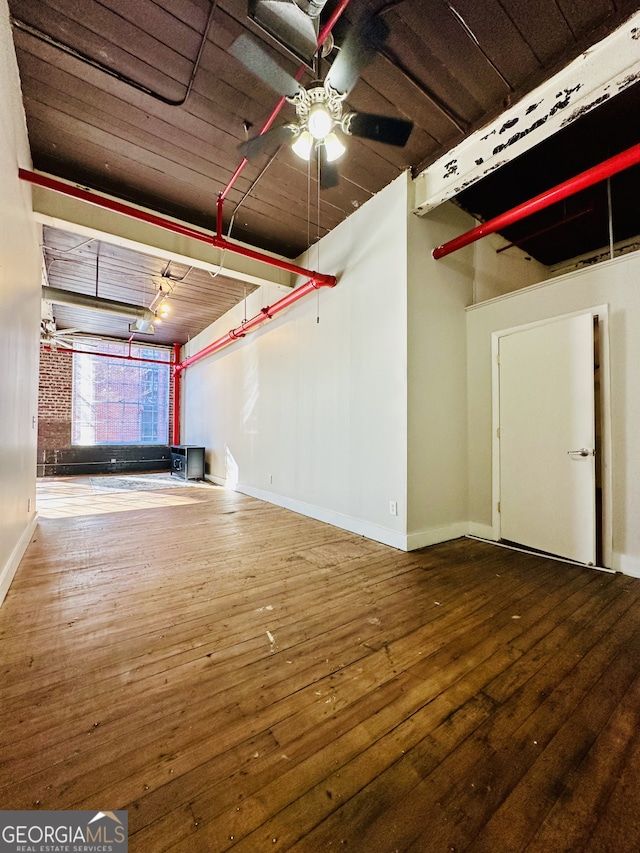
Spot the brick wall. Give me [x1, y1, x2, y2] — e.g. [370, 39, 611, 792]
[38, 347, 73, 451]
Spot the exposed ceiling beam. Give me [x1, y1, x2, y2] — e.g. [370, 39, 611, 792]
[28, 175, 296, 291]
[413, 9, 640, 215]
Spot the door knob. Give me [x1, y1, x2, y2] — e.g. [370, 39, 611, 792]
[567, 448, 593, 457]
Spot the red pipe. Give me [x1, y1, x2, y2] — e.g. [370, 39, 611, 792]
[177, 276, 332, 372]
[40, 344, 171, 365]
[317, 0, 353, 46]
[172, 342, 181, 445]
[18, 169, 337, 288]
[212, 231, 334, 285]
[216, 193, 224, 236]
[432, 142, 640, 260]
[219, 74, 304, 204]
[218, 0, 353, 201]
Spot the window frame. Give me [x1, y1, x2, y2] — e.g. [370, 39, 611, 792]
[71, 340, 171, 447]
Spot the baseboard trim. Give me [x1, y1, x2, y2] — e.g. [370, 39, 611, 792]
[234, 484, 409, 551]
[206, 474, 226, 487]
[204, 482, 640, 574]
[467, 522, 496, 541]
[406, 523, 469, 551]
[211, 479, 474, 553]
[0, 514, 38, 607]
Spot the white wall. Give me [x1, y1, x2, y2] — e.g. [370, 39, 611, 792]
[181, 174, 550, 553]
[406, 202, 474, 547]
[472, 232, 549, 303]
[467, 250, 640, 577]
[0, 0, 41, 605]
[182, 174, 410, 548]
[405, 201, 547, 549]
[180, 161, 554, 554]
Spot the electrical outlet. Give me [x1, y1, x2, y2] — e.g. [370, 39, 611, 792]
[389, 501, 398, 516]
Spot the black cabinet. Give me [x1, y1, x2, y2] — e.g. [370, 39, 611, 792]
[170, 445, 205, 480]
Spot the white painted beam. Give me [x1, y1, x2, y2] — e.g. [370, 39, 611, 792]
[30, 182, 295, 290]
[413, 11, 640, 215]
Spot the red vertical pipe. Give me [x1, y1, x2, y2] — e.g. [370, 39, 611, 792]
[216, 193, 224, 236]
[172, 342, 181, 446]
[432, 142, 640, 259]
[219, 72, 305, 203]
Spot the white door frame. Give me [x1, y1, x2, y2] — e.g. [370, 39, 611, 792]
[491, 305, 613, 567]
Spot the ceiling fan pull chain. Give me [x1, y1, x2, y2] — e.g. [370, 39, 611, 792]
[317, 154, 321, 324]
[307, 156, 312, 249]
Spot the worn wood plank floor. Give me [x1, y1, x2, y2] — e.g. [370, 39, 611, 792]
[1, 482, 640, 852]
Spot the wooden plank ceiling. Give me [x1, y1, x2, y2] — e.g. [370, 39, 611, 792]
[9, 0, 640, 345]
[42, 225, 259, 346]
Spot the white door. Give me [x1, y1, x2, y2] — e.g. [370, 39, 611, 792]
[499, 313, 596, 564]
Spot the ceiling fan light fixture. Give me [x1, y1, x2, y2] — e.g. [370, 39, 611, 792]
[323, 131, 346, 162]
[292, 129, 313, 161]
[308, 104, 333, 140]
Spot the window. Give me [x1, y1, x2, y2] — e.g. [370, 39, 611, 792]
[72, 341, 170, 446]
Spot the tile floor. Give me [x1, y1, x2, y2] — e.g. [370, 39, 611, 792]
[36, 473, 215, 518]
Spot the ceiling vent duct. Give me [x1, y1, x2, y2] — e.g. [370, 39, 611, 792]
[42, 286, 157, 334]
[249, 0, 331, 66]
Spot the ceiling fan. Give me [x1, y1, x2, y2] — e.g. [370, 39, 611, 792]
[230, 14, 414, 188]
[40, 315, 84, 349]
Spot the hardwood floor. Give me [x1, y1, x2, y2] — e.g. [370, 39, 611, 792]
[1, 481, 640, 852]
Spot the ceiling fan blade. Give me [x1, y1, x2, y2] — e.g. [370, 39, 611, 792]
[344, 112, 414, 146]
[48, 337, 73, 349]
[325, 15, 389, 97]
[239, 124, 299, 159]
[319, 146, 340, 190]
[229, 34, 303, 98]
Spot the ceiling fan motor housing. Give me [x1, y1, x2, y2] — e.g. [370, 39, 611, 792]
[289, 83, 344, 138]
